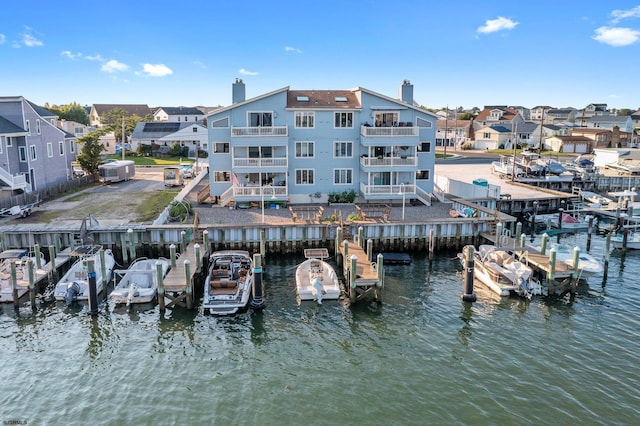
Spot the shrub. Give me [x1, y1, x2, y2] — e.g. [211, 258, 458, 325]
[328, 189, 356, 204]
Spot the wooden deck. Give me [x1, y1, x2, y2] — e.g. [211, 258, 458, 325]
[163, 243, 202, 292]
[339, 241, 381, 286]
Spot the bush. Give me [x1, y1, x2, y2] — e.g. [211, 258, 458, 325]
[328, 189, 356, 204]
[168, 200, 193, 222]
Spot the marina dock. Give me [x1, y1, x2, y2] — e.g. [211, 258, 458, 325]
[336, 227, 384, 303]
[159, 242, 203, 310]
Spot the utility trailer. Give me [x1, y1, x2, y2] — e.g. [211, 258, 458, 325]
[98, 160, 136, 183]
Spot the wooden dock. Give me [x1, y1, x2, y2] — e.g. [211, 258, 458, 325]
[160, 243, 204, 309]
[338, 240, 383, 303]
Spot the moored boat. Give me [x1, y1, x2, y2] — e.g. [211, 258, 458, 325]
[0, 249, 30, 303]
[295, 248, 341, 304]
[531, 241, 603, 278]
[460, 245, 541, 299]
[53, 245, 116, 305]
[203, 250, 253, 315]
[110, 257, 171, 305]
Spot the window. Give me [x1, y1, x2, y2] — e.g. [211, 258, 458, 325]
[334, 141, 353, 157]
[70, 141, 76, 153]
[36, 119, 41, 134]
[334, 168, 352, 184]
[295, 141, 314, 158]
[334, 112, 353, 128]
[296, 95, 309, 102]
[47, 142, 53, 157]
[295, 111, 314, 128]
[19, 146, 26, 162]
[418, 142, 431, 152]
[214, 142, 229, 153]
[374, 112, 398, 127]
[416, 170, 430, 180]
[25, 120, 30, 135]
[192, 127, 198, 133]
[30, 145, 37, 161]
[249, 112, 273, 127]
[483, 132, 491, 139]
[335, 96, 348, 102]
[6, 137, 12, 147]
[417, 117, 432, 128]
[0, 138, 3, 154]
[214, 171, 231, 182]
[212, 117, 229, 128]
[185, 116, 188, 122]
[296, 169, 314, 185]
[58, 141, 64, 155]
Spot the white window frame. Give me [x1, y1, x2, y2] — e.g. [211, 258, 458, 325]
[6, 137, 12, 147]
[295, 141, 314, 158]
[417, 117, 432, 128]
[295, 111, 315, 128]
[418, 141, 432, 153]
[36, 119, 41, 134]
[248, 111, 273, 127]
[25, 120, 30, 135]
[214, 142, 229, 153]
[58, 141, 64, 156]
[47, 142, 53, 157]
[19, 146, 27, 162]
[295, 169, 314, 185]
[214, 171, 231, 183]
[334, 111, 353, 128]
[333, 140, 353, 158]
[30, 145, 37, 161]
[333, 168, 352, 185]
[211, 117, 229, 128]
[374, 112, 398, 127]
[70, 140, 76, 153]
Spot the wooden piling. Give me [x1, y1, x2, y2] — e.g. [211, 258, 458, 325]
[429, 228, 435, 262]
[170, 244, 176, 269]
[128, 229, 135, 260]
[27, 259, 36, 311]
[603, 233, 611, 282]
[461, 245, 476, 302]
[10, 260, 18, 311]
[87, 258, 98, 316]
[549, 248, 556, 282]
[375, 253, 384, 303]
[349, 255, 357, 302]
[157, 261, 165, 313]
[202, 230, 209, 255]
[184, 259, 192, 310]
[194, 244, 201, 272]
[541, 233, 548, 255]
[251, 253, 266, 310]
[367, 239, 373, 263]
[586, 215, 594, 252]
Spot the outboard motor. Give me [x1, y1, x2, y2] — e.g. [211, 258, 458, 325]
[126, 283, 140, 307]
[65, 281, 82, 306]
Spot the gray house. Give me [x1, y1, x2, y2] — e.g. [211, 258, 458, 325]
[0, 96, 77, 199]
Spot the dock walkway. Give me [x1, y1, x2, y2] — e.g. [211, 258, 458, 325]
[338, 240, 383, 303]
[160, 243, 202, 309]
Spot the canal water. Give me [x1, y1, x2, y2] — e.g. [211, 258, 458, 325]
[1, 232, 639, 425]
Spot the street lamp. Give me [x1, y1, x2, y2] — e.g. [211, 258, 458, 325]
[261, 185, 276, 223]
[399, 183, 406, 220]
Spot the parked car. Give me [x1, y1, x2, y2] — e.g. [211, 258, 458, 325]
[72, 166, 85, 178]
[179, 163, 194, 179]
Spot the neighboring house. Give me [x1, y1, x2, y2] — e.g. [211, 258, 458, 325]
[89, 104, 152, 127]
[472, 106, 525, 132]
[153, 106, 204, 123]
[436, 119, 473, 148]
[571, 127, 633, 149]
[544, 135, 590, 153]
[585, 115, 633, 133]
[472, 125, 513, 150]
[131, 122, 208, 157]
[530, 123, 571, 149]
[0, 96, 78, 198]
[575, 103, 610, 127]
[546, 107, 577, 124]
[58, 119, 95, 138]
[206, 79, 437, 206]
[530, 106, 553, 122]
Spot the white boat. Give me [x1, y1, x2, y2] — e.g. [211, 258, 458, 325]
[610, 231, 640, 250]
[515, 151, 547, 176]
[535, 212, 589, 231]
[491, 155, 523, 178]
[295, 248, 341, 304]
[53, 245, 116, 305]
[203, 250, 253, 315]
[0, 249, 30, 303]
[533, 241, 603, 278]
[110, 257, 171, 305]
[461, 245, 541, 299]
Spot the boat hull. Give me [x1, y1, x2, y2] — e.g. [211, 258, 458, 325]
[295, 258, 341, 302]
[110, 258, 170, 305]
[203, 250, 253, 315]
[53, 247, 116, 302]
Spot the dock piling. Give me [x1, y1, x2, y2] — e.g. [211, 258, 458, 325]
[128, 228, 135, 260]
[157, 262, 165, 313]
[194, 244, 201, 272]
[429, 229, 435, 262]
[27, 259, 36, 311]
[541, 233, 548, 255]
[10, 260, 18, 311]
[462, 245, 476, 302]
[34, 243, 42, 269]
[549, 248, 556, 282]
[586, 215, 594, 251]
[184, 259, 192, 310]
[170, 244, 176, 269]
[250, 253, 266, 310]
[349, 255, 357, 302]
[202, 230, 209, 255]
[603, 233, 611, 283]
[87, 258, 98, 316]
[367, 239, 373, 263]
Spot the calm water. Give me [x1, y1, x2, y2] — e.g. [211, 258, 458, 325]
[1, 233, 639, 425]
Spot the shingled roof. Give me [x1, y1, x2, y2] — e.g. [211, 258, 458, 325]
[287, 90, 360, 109]
[0, 115, 26, 134]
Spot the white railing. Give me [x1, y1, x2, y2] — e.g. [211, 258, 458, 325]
[359, 183, 416, 196]
[233, 185, 288, 198]
[360, 126, 419, 137]
[233, 157, 288, 168]
[231, 126, 288, 137]
[0, 167, 27, 190]
[360, 156, 417, 167]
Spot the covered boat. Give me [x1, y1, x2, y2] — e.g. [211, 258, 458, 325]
[296, 248, 341, 304]
[0, 249, 30, 303]
[203, 250, 253, 315]
[110, 258, 171, 305]
[53, 245, 116, 305]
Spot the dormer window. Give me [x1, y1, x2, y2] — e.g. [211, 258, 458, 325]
[335, 96, 347, 102]
[296, 95, 309, 102]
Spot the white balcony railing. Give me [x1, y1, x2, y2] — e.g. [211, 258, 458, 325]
[360, 125, 419, 137]
[359, 183, 416, 196]
[360, 156, 417, 168]
[231, 126, 288, 137]
[0, 167, 27, 190]
[233, 157, 288, 168]
[233, 185, 288, 198]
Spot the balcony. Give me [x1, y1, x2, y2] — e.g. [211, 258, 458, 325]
[360, 183, 416, 197]
[233, 157, 288, 168]
[360, 156, 417, 168]
[360, 125, 419, 137]
[231, 126, 288, 137]
[232, 185, 288, 198]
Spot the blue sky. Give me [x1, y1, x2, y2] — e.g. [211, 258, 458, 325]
[2, 1, 640, 111]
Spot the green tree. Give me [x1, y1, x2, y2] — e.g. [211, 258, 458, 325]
[458, 112, 476, 120]
[48, 102, 90, 125]
[100, 108, 153, 143]
[617, 108, 634, 116]
[76, 129, 108, 178]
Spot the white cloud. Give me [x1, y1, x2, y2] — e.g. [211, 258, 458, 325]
[85, 54, 104, 62]
[285, 46, 302, 54]
[611, 6, 640, 23]
[101, 59, 129, 73]
[22, 33, 43, 47]
[593, 26, 640, 46]
[477, 16, 519, 34]
[140, 63, 173, 77]
[61, 50, 80, 60]
[192, 60, 207, 69]
[0, 34, 5, 45]
[239, 68, 259, 76]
